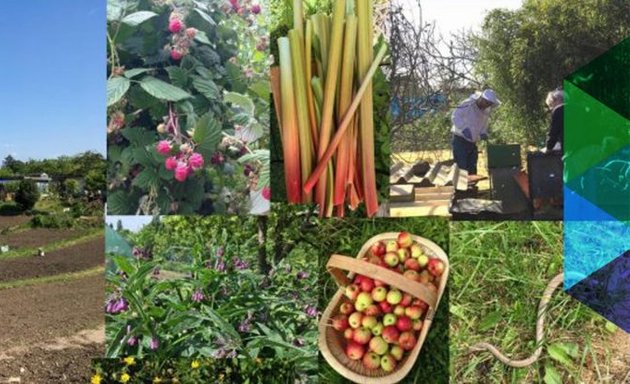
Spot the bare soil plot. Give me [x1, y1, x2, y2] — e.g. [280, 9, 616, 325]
[0, 216, 31, 231]
[0, 237, 104, 282]
[0, 229, 88, 250]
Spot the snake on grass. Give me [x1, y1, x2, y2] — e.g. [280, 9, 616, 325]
[468, 273, 565, 368]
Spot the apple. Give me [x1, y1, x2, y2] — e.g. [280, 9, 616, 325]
[332, 315, 349, 331]
[386, 289, 402, 305]
[417, 254, 429, 268]
[390, 345, 404, 361]
[353, 327, 372, 345]
[414, 300, 429, 312]
[362, 315, 378, 329]
[385, 240, 399, 253]
[413, 319, 424, 331]
[371, 322, 384, 336]
[396, 248, 410, 263]
[379, 301, 393, 314]
[384, 252, 399, 267]
[427, 258, 445, 277]
[370, 241, 386, 257]
[382, 325, 400, 344]
[346, 341, 365, 360]
[339, 302, 354, 315]
[345, 284, 360, 300]
[393, 305, 406, 317]
[360, 277, 375, 292]
[371, 286, 387, 302]
[364, 304, 381, 317]
[343, 328, 354, 340]
[373, 279, 386, 287]
[398, 331, 417, 351]
[396, 316, 413, 332]
[410, 243, 423, 258]
[383, 313, 397, 326]
[404, 258, 421, 271]
[355, 292, 373, 312]
[423, 281, 438, 294]
[400, 293, 412, 307]
[403, 270, 419, 281]
[418, 270, 433, 284]
[405, 306, 423, 320]
[380, 354, 397, 372]
[369, 336, 389, 355]
[362, 351, 381, 369]
[348, 312, 363, 329]
[397, 231, 413, 248]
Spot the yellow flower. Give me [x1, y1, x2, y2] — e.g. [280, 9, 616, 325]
[191, 360, 201, 369]
[153, 377, 162, 384]
[120, 373, 131, 383]
[91, 374, 102, 384]
[123, 356, 136, 366]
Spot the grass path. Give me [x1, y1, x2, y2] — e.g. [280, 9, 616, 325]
[0, 266, 104, 290]
[0, 228, 102, 260]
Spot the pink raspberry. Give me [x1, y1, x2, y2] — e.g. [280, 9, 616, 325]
[262, 186, 271, 200]
[169, 19, 183, 33]
[189, 152, 204, 170]
[170, 48, 184, 61]
[156, 140, 172, 155]
[174, 163, 190, 182]
[251, 4, 261, 14]
[165, 156, 178, 170]
[185, 27, 197, 39]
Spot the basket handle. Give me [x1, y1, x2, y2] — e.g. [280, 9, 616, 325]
[326, 254, 438, 309]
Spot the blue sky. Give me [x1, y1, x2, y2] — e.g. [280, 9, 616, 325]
[0, 0, 105, 161]
[106, 216, 155, 232]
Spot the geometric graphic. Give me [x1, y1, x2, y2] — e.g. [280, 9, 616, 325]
[564, 37, 630, 332]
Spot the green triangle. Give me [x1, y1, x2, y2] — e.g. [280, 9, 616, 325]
[564, 80, 630, 183]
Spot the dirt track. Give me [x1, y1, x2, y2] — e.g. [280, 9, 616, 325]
[0, 216, 31, 231]
[0, 228, 88, 250]
[0, 237, 104, 281]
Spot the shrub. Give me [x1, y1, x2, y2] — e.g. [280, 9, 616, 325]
[29, 213, 74, 229]
[15, 180, 39, 211]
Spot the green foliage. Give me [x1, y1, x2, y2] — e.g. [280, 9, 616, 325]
[107, 0, 269, 215]
[474, 0, 630, 145]
[29, 213, 75, 229]
[15, 180, 39, 211]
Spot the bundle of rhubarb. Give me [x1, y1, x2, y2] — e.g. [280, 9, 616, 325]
[272, 0, 387, 217]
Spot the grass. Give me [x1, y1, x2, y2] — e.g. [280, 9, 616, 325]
[449, 221, 623, 383]
[0, 266, 104, 290]
[317, 217, 449, 383]
[0, 228, 103, 260]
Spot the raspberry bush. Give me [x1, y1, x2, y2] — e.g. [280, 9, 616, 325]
[107, 0, 269, 215]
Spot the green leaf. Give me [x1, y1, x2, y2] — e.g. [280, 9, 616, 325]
[121, 127, 156, 147]
[193, 8, 216, 26]
[224, 91, 255, 115]
[194, 31, 213, 46]
[112, 256, 135, 276]
[107, 191, 133, 215]
[553, 342, 579, 359]
[605, 321, 618, 333]
[165, 66, 189, 89]
[543, 364, 562, 384]
[107, 77, 130, 106]
[140, 76, 192, 102]
[124, 68, 152, 78]
[192, 113, 221, 158]
[479, 311, 502, 332]
[192, 76, 220, 100]
[132, 168, 160, 190]
[548, 343, 575, 369]
[121, 11, 158, 26]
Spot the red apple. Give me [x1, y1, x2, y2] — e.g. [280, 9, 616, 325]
[382, 325, 400, 344]
[379, 301, 393, 314]
[345, 284, 360, 300]
[418, 270, 433, 284]
[404, 258, 421, 271]
[348, 312, 363, 329]
[346, 341, 366, 360]
[362, 351, 381, 370]
[397, 231, 413, 248]
[332, 314, 349, 331]
[380, 354, 397, 372]
[353, 327, 372, 345]
[362, 315, 378, 329]
[360, 277, 375, 292]
[364, 304, 381, 317]
[370, 241, 386, 257]
[403, 270, 419, 281]
[384, 252, 399, 267]
[374, 279, 386, 287]
[400, 293, 412, 307]
[396, 316, 413, 332]
[369, 336, 389, 355]
[343, 328, 354, 340]
[398, 331, 417, 351]
[405, 306, 423, 320]
[427, 258, 445, 277]
[339, 302, 354, 315]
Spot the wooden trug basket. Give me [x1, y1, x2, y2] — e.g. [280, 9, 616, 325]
[319, 232, 449, 384]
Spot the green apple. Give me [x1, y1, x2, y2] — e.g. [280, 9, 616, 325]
[348, 312, 363, 329]
[368, 336, 388, 355]
[361, 315, 378, 329]
[362, 351, 381, 370]
[371, 286, 387, 302]
[383, 313, 397, 326]
[386, 289, 402, 305]
[396, 248, 410, 263]
[380, 354, 397, 372]
[345, 284, 360, 300]
[371, 322, 384, 336]
[410, 243, 423, 258]
[384, 252, 399, 267]
[385, 240, 399, 253]
[355, 292, 373, 312]
[390, 345, 404, 361]
[417, 254, 429, 268]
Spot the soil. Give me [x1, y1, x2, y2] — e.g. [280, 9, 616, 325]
[0, 229, 88, 250]
[0, 237, 104, 282]
[0, 276, 104, 350]
[0, 216, 31, 231]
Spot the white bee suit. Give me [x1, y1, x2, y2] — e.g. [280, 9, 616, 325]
[451, 93, 493, 143]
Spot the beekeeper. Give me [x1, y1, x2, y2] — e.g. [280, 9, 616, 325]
[541, 89, 564, 153]
[451, 89, 500, 175]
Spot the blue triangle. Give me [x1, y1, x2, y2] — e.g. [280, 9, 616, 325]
[567, 251, 630, 333]
[564, 220, 630, 290]
[564, 186, 620, 221]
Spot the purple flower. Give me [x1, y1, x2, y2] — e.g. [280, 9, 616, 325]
[105, 297, 128, 314]
[304, 305, 318, 318]
[150, 337, 159, 350]
[191, 289, 205, 303]
[233, 258, 249, 270]
[216, 246, 225, 257]
[238, 321, 252, 333]
[215, 261, 226, 272]
[296, 271, 309, 280]
[127, 335, 138, 346]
